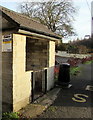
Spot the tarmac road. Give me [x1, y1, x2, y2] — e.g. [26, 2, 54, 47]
[38, 63, 93, 119]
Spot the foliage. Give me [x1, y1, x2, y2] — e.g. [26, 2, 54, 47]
[56, 43, 68, 51]
[67, 57, 93, 66]
[2, 112, 19, 120]
[77, 45, 89, 54]
[67, 58, 81, 66]
[67, 45, 79, 54]
[70, 37, 93, 53]
[18, 0, 77, 37]
[81, 57, 93, 64]
[67, 43, 89, 54]
[70, 66, 81, 76]
[84, 60, 93, 64]
[48, 106, 57, 112]
[54, 65, 59, 81]
[70, 57, 93, 75]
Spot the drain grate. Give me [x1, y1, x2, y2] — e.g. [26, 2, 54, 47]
[85, 85, 93, 91]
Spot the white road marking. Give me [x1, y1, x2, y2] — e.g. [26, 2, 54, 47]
[85, 85, 93, 91]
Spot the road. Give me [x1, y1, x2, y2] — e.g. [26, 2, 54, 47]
[38, 63, 93, 119]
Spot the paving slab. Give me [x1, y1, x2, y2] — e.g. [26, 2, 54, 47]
[19, 88, 61, 118]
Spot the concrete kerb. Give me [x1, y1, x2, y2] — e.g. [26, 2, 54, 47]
[19, 87, 61, 118]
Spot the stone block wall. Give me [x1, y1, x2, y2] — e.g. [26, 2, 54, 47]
[26, 37, 49, 71]
[2, 52, 13, 112]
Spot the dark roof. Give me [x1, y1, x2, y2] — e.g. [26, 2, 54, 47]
[0, 6, 61, 39]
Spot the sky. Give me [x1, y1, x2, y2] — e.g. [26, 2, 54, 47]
[0, 0, 93, 43]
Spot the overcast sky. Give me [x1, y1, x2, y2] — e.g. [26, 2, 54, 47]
[0, 0, 92, 42]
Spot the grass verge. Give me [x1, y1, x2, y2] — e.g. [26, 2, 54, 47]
[84, 60, 93, 64]
[70, 66, 81, 76]
[2, 112, 19, 120]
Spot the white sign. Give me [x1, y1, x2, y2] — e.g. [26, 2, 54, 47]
[2, 34, 12, 52]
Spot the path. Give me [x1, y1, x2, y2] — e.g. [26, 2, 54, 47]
[38, 63, 93, 119]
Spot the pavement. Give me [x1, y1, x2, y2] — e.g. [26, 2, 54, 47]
[19, 87, 61, 118]
[37, 63, 93, 119]
[19, 63, 93, 119]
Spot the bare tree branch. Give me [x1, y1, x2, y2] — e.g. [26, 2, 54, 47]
[18, 0, 77, 38]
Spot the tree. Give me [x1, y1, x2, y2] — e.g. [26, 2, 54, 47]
[56, 43, 68, 51]
[77, 45, 89, 54]
[18, 0, 77, 37]
[67, 45, 79, 54]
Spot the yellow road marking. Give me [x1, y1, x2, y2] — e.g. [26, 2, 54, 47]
[72, 94, 88, 103]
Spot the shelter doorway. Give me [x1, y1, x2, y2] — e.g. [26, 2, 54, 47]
[31, 69, 47, 101]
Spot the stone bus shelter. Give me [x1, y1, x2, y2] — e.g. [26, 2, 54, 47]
[0, 6, 61, 112]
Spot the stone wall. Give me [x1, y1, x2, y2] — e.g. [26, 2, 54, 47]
[26, 37, 49, 71]
[13, 34, 31, 112]
[2, 52, 13, 112]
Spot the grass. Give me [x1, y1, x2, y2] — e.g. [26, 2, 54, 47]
[48, 106, 57, 112]
[70, 66, 81, 76]
[2, 112, 20, 120]
[70, 59, 93, 76]
[54, 73, 59, 81]
[84, 60, 93, 64]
